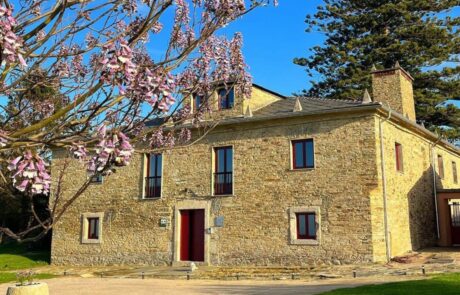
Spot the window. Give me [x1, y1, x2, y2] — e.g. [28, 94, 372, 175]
[193, 93, 203, 111]
[296, 213, 316, 240]
[292, 139, 314, 169]
[453, 162, 458, 184]
[438, 155, 444, 179]
[145, 154, 162, 198]
[87, 217, 99, 240]
[214, 146, 233, 195]
[289, 206, 320, 245]
[81, 212, 103, 244]
[218, 87, 234, 110]
[395, 143, 403, 172]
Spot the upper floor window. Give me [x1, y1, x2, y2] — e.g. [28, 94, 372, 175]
[453, 161, 458, 184]
[296, 212, 317, 240]
[395, 143, 403, 172]
[292, 139, 314, 169]
[87, 217, 100, 240]
[438, 155, 444, 179]
[145, 154, 162, 198]
[218, 87, 234, 110]
[193, 93, 203, 111]
[214, 146, 233, 195]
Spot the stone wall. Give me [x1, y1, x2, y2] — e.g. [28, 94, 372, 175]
[50, 108, 460, 266]
[51, 112, 381, 266]
[371, 116, 460, 259]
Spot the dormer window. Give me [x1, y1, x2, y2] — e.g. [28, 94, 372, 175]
[193, 94, 203, 111]
[218, 87, 234, 110]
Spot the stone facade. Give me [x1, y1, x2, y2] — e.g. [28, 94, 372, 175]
[51, 68, 460, 267]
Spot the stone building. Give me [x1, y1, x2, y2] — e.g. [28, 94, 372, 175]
[50, 65, 460, 266]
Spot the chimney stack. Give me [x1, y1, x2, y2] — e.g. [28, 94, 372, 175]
[371, 62, 416, 121]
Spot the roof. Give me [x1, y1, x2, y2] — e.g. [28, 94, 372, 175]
[214, 97, 379, 125]
[254, 97, 365, 118]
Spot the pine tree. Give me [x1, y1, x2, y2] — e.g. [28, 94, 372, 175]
[294, 0, 460, 141]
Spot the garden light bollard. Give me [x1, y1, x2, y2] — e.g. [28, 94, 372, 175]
[187, 272, 191, 280]
[422, 265, 426, 275]
[353, 270, 357, 278]
[141, 272, 145, 279]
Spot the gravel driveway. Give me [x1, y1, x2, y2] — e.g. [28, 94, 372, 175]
[0, 276, 418, 295]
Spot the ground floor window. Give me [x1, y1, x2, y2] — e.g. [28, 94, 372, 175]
[87, 217, 100, 240]
[81, 212, 104, 244]
[296, 212, 316, 239]
[289, 206, 320, 245]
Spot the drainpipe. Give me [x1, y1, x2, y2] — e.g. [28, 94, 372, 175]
[378, 103, 392, 262]
[431, 135, 442, 239]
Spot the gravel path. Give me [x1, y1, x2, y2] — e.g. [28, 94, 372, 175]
[0, 276, 420, 295]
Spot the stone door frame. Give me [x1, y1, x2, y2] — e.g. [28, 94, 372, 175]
[437, 190, 460, 246]
[173, 200, 211, 266]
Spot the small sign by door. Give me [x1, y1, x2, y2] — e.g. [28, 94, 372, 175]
[159, 217, 168, 227]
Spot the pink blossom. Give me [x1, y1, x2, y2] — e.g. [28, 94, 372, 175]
[8, 151, 51, 195]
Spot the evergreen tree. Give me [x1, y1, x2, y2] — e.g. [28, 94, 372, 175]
[294, 0, 460, 141]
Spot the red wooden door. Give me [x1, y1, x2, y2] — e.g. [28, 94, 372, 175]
[450, 203, 460, 245]
[180, 209, 205, 261]
[180, 210, 190, 261]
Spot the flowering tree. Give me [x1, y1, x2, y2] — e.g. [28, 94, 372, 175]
[0, 0, 277, 242]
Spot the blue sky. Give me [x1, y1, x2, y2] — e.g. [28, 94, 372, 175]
[216, 2, 460, 98]
[220, 1, 324, 97]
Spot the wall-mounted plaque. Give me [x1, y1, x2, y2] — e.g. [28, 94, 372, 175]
[215, 216, 224, 227]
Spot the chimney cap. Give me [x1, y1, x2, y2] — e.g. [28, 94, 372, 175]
[371, 62, 414, 81]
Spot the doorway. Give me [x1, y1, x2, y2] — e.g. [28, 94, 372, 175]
[180, 209, 205, 262]
[450, 202, 460, 245]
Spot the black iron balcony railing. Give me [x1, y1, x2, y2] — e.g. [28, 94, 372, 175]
[214, 172, 233, 195]
[145, 176, 161, 198]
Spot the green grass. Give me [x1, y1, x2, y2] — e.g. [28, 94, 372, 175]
[321, 273, 460, 295]
[0, 273, 55, 284]
[0, 243, 54, 284]
[0, 244, 50, 271]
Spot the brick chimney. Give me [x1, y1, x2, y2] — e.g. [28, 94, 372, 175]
[371, 62, 416, 121]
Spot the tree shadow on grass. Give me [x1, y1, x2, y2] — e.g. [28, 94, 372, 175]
[0, 243, 50, 271]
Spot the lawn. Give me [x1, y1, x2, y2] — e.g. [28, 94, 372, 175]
[0, 273, 54, 284]
[0, 243, 53, 284]
[321, 273, 460, 295]
[0, 243, 49, 271]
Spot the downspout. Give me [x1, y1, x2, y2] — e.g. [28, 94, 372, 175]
[378, 104, 392, 262]
[431, 135, 442, 239]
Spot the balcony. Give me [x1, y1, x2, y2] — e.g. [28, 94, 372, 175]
[214, 172, 233, 195]
[145, 176, 161, 198]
